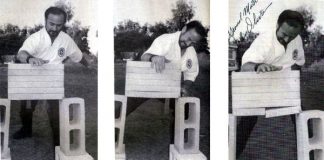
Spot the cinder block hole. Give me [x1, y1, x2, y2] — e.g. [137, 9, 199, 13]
[69, 129, 81, 151]
[184, 103, 197, 123]
[69, 103, 81, 124]
[308, 118, 322, 143]
[309, 149, 323, 160]
[183, 128, 195, 149]
[115, 128, 120, 143]
[0, 105, 5, 123]
[115, 101, 122, 119]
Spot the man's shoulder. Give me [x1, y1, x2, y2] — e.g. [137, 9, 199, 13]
[27, 28, 44, 40]
[155, 31, 180, 41]
[59, 31, 74, 41]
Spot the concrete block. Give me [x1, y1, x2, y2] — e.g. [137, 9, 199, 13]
[55, 146, 93, 160]
[296, 110, 324, 160]
[228, 114, 237, 160]
[115, 95, 127, 154]
[115, 144, 126, 160]
[59, 98, 87, 156]
[174, 97, 200, 154]
[169, 145, 206, 160]
[0, 99, 11, 160]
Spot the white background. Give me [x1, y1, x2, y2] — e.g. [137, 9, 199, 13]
[97, 0, 228, 159]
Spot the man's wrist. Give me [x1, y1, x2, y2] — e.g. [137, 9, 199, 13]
[26, 55, 33, 63]
[149, 55, 156, 62]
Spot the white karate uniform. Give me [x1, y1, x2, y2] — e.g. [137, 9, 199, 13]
[143, 31, 199, 81]
[242, 28, 305, 69]
[19, 28, 82, 64]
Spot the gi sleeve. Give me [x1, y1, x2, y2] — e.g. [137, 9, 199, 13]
[183, 47, 199, 82]
[241, 32, 272, 65]
[295, 36, 305, 66]
[18, 34, 39, 56]
[66, 37, 83, 63]
[143, 34, 170, 56]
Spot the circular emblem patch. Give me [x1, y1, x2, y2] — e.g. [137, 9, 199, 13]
[186, 59, 192, 69]
[292, 49, 298, 60]
[58, 48, 65, 57]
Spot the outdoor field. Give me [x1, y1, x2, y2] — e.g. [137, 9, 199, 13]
[114, 53, 210, 160]
[4, 63, 98, 160]
[231, 66, 324, 160]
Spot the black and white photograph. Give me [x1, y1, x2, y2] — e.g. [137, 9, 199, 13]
[114, 0, 210, 159]
[229, 0, 324, 159]
[0, 0, 98, 159]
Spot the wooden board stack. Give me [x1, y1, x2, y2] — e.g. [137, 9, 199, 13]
[231, 70, 301, 117]
[7, 64, 64, 100]
[125, 61, 181, 98]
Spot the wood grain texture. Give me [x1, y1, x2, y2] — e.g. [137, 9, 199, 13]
[8, 81, 63, 88]
[8, 75, 64, 82]
[265, 106, 301, 118]
[8, 69, 64, 76]
[8, 88, 64, 94]
[232, 71, 301, 109]
[125, 61, 181, 98]
[126, 91, 180, 98]
[9, 93, 64, 100]
[8, 64, 64, 70]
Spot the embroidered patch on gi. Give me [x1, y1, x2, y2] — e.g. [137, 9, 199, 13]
[58, 48, 65, 57]
[292, 49, 298, 60]
[186, 59, 192, 69]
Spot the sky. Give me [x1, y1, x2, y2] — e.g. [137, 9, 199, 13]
[113, 0, 210, 27]
[229, 0, 324, 39]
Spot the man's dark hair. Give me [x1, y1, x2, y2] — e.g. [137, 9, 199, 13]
[45, 7, 67, 22]
[277, 10, 305, 30]
[185, 21, 207, 38]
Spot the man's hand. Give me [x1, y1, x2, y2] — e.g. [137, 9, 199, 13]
[151, 55, 170, 73]
[28, 57, 48, 66]
[256, 63, 282, 73]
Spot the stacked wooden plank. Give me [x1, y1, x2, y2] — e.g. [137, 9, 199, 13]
[231, 70, 301, 117]
[125, 61, 181, 98]
[7, 64, 64, 100]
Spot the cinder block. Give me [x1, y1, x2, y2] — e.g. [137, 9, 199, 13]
[297, 110, 324, 160]
[55, 146, 93, 160]
[115, 95, 127, 154]
[169, 145, 206, 160]
[228, 114, 237, 160]
[115, 144, 126, 160]
[59, 98, 87, 156]
[174, 97, 200, 154]
[0, 99, 11, 160]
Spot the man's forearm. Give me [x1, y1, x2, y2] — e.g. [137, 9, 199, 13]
[17, 50, 32, 63]
[141, 53, 155, 61]
[241, 62, 258, 72]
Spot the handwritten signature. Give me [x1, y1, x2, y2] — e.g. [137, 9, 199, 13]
[245, 2, 272, 33]
[228, 1, 272, 41]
